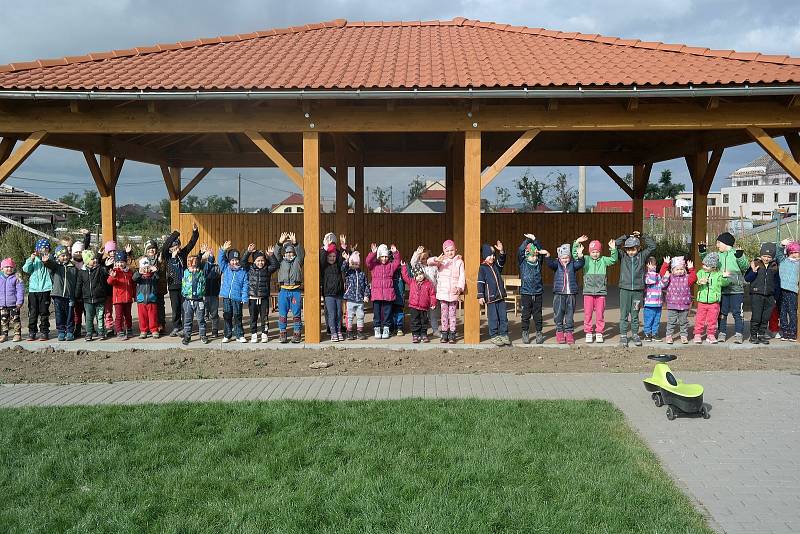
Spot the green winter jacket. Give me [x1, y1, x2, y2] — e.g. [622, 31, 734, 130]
[573, 242, 618, 296]
[695, 269, 731, 304]
[700, 248, 748, 294]
[181, 269, 206, 300]
[615, 234, 656, 291]
[22, 255, 52, 293]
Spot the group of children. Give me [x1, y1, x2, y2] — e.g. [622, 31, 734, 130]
[475, 230, 800, 346]
[1, 226, 798, 346]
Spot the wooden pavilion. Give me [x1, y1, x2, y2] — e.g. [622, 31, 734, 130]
[1, 18, 800, 343]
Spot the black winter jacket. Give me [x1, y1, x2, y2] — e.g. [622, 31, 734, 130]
[320, 249, 345, 297]
[246, 254, 279, 299]
[163, 228, 199, 291]
[75, 266, 108, 304]
[744, 261, 779, 297]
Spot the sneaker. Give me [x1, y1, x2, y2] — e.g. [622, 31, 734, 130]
[440, 331, 448, 343]
[152, 332, 160, 339]
[237, 336, 248, 343]
[375, 327, 382, 339]
[718, 332, 726, 343]
[279, 332, 288, 344]
[291, 332, 302, 343]
[521, 330, 530, 344]
[448, 331, 456, 344]
[381, 327, 390, 339]
[665, 335, 673, 345]
[644, 333, 652, 342]
[556, 331, 565, 344]
[758, 336, 770, 345]
[491, 336, 504, 346]
[651, 336, 660, 343]
[331, 333, 339, 343]
[412, 335, 420, 344]
[693, 335, 702, 344]
[774, 332, 782, 339]
[27, 332, 36, 341]
[535, 332, 544, 344]
[170, 328, 180, 337]
[680, 336, 689, 344]
[357, 331, 367, 340]
[250, 333, 258, 343]
[422, 335, 429, 343]
[58, 333, 66, 341]
[585, 333, 593, 344]
[222, 337, 231, 343]
[396, 329, 404, 336]
[632, 335, 642, 347]
[595, 333, 604, 343]
[565, 332, 575, 345]
[104, 331, 114, 340]
[707, 335, 718, 344]
[261, 332, 269, 343]
[201, 336, 210, 344]
[117, 332, 126, 340]
[750, 337, 759, 344]
[12, 334, 21, 342]
[139, 332, 148, 339]
[182, 336, 190, 346]
[734, 333, 743, 344]
[619, 336, 628, 347]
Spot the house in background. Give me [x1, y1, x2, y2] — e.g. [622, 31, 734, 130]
[0, 185, 84, 235]
[593, 199, 675, 218]
[719, 154, 800, 221]
[401, 180, 446, 213]
[270, 193, 334, 213]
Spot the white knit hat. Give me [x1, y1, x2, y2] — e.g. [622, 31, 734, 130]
[377, 244, 389, 258]
[71, 241, 84, 254]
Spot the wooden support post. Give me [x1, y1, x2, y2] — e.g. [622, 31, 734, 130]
[451, 133, 465, 252]
[445, 156, 454, 237]
[180, 167, 212, 198]
[303, 131, 321, 344]
[354, 163, 364, 249]
[480, 129, 539, 189]
[160, 166, 182, 228]
[632, 163, 652, 231]
[0, 137, 16, 164]
[686, 149, 723, 265]
[463, 130, 481, 344]
[85, 151, 123, 243]
[334, 137, 348, 236]
[244, 130, 303, 190]
[0, 131, 46, 185]
[600, 165, 634, 198]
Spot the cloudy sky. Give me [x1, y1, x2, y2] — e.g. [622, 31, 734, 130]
[2, 0, 799, 210]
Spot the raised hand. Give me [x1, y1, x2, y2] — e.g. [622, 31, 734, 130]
[288, 232, 296, 244]
[370, 243, 377, 253]
[495, 240, 503, 252]
[632, 230, 641, 237]
[607, 239, 615, 249]
[199, 243, 208, 255]
[390, 244, 397, 253]
[400, 260, 407, 266]
[322, 233, 332, 247]
[79, 228, 90, 235]
[541, 249, 550, 257]
[576, 243, 584, 257]
[339, 234, 347, 247]
[416, 245, 425, 255]
[125, 243, 133, 254]
[247, 243, 256, 253]
[278, 232, 287, 244]
[687, 260, 694, 270]
[523, 233, 536, 241]
[664, 256, 671, 265]
[192, 222, 198, 232]
[266, 248, 274, 256]
[41, 253, 50, 262]
[781, 238, 791, 246]
[222, 240, 231, 251]
[576, 235, 589, 243]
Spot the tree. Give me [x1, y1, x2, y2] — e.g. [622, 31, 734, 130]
[513, 169, 549, 213]
[648, 168, 685, 199]
[59, 190, 100, 229]
[548, 172, 578, 213]
[158, 199, 170, 220]
[181, 194, 237, 213]
[483, 186, 512, 212]
[407, 175, 426, 204]
[372, 186, 391, 212]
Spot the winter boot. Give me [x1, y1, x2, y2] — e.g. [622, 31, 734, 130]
[521, 330, 530, 344]
[556, 331, 565, 344]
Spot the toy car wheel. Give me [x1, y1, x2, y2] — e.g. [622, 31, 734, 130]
[666, 406, 676, 421]
[700, 406, 710, 419]
[652, 393, 663, 407]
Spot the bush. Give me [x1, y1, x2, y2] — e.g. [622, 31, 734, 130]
[0, 227, 37, 282]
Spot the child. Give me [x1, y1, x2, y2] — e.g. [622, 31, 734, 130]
[132, 257, 160, 338]
[660, 256, 696, 345]
[274, 232, 305, 343]
[776, 239, 800, 341]
[163, 223, 200, 337]
[144, 239, 168, 332]
[410, 245, 439, 337]
[401, 261, 437, 343]
[693, 253, 731, 344]
[218, 241, 249, 343]
[701, 232, 749, 343]
[43, 245, 78, 341]
[106, 250, 135, 340]
[181, 254, 209, 345]
[546, 241, 585, 345]
[69, 229, 91, 337]
[341, 250, 371, 340]
[478, 241, 509, 346]
[427, 239, 465, 343]
[615, 231, 656, 347]
[389, 254, 406, 336]
[22, 239, 52, 340]
[744, 243, 779, 344]
[75, 250, 107, 341]
[245, 245, 279, 343]
[0, 258, 24, 342]
[201, 245, 221, 339]
[367, 243, 402, 339]
[517, 234, 548, 344]
[101, 240, 118, 337]
[643, 256, 665, 342]
[320, 242, 345, 342]
[575, 236, 617, 343]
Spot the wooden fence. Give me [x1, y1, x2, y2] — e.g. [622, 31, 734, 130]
[179, 212, 634, 284]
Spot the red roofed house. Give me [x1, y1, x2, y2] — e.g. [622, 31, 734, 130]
[1, 18, 800, 342]
[594, 200, 675, 219]
[401, 180, 446, 213]
[270, 193, 305, 214]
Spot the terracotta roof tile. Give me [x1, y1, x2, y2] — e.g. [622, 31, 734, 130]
[1, 18, 800, 90]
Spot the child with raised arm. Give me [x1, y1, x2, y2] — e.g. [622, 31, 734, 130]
[43, 245, 78, 341]
[574, 235, 617, 343]
[106, 249, 135, 340]
[341, 250, 370, 340]
[478, 241, 509, 346]
[320, 238, 345, 342]
[643, 256, 665, 342]
[517, 233, 548, 344]
[23, 239, 53, 340]
[660, 256, 696, 345]
[776, 239, 800, 341]
[410, 245, 439, 337]
[401, 261, 437, 343]
[218, 241, 249, 343]
[245, 243, 279, 343]
[75, 250, 107, 341]
[693, 253, 731, 344]
[744, 243, 778, 344]
[427, 240, 464, 344]
[180, 252, 209, 345]
[274, 232, 305, 343]
[700, 232, 749, 343]
[546, 241, 585, 345]
[615, 231, 657, 347]
[132, 257, 160, 338]
[367, 243, 401, 339]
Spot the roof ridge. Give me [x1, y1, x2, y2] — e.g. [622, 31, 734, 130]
[1, 17, 799, 75]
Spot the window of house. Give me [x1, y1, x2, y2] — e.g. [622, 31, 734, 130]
[753, 193, 764, 203]
[775, 193, 780, 203]
[297, 207, 304, 212]
[741, 193, 748, 203]
[790, 193, 798, 203]
[723, 194, 729, 204]
[707, 198, 716, 206]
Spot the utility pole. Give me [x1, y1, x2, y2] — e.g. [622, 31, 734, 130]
[237, 172, 241, 213]
[578, 166, 586, 213]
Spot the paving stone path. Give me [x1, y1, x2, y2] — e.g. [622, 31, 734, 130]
[2, 370, 798, 534]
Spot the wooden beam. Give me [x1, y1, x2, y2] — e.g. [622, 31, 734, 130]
[706, 97, 720, 111]
[302, 131, 321, 343]
[334, 136, 348, 235]
[480, 129, 540, 189]
[354, 162, 364, 249]
[788, 95, 800, 109]
[546, 99, 558, 112]
[463, 130, 481, 344]
[4, 101, 800, 133]
[43, 133, 168, 165]
[169, 167, 181, 227]
[685, 150, 715, 265]
[244, 130, 303, 189]
[600, 165, 634, 197]
[111, 157, 125, 189]
[746, 126, 800, 184]
[0, 131, 46, 185]
[99, 155, 117, 243]
[83, 151, 108, 196]
[784, 132, 800, 162]
[626, 98, 639, 112]
[161, 165, 178, 201]
[180, 167, 212, 198]
[322, 165, 357, 198]
[632, 163, 652, 230]
[0, 137, 16, 163]
[69, 101, 90, 113]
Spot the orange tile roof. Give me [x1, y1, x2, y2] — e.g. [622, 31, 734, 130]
[2, 18, 800, 90]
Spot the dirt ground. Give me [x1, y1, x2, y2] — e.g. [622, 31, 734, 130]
[1, 343, 797, 384]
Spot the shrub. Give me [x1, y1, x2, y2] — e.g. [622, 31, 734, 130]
[0, 227, 37, 282]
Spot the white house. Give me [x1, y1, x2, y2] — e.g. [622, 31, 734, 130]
[720, 154, 800, 221]
[401, 180, 446, 214]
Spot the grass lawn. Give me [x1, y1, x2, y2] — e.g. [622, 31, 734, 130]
[0, 399, 712, 533]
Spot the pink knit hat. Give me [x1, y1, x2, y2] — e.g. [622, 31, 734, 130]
[588, 240, 602, 252]
[787, 241, 800, 254]
[349, 250, 361, 266]
[1, 258, 15, 269]
[325, 243, 337, 255]
[104, 240, 117, 253]
[442, 239, 455, 251]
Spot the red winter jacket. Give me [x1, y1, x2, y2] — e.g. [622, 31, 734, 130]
[107, 268, 135, 304]
[401, 266, 437, 310]
[366, 250, 401, 301]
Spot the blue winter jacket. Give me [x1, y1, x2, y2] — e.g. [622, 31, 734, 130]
[517, 237, 544, 295]
[477, 252, 507, 303]
[218, 249, 249, 303]
[341, 263, 371, 302]
[546, 256, 585, 295]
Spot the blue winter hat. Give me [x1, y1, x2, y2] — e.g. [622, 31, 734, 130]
[54, 245, 68, 257]
[35, 239, 50, 252]
[114, 250, 128, 263]
[481, 244, 494, 260]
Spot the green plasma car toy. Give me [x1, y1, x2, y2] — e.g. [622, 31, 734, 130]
[643, 354, 710, 421]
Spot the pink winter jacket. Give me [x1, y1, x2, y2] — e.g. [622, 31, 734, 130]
[366, 251, 401, 302]
[427, 255, 465, 302]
